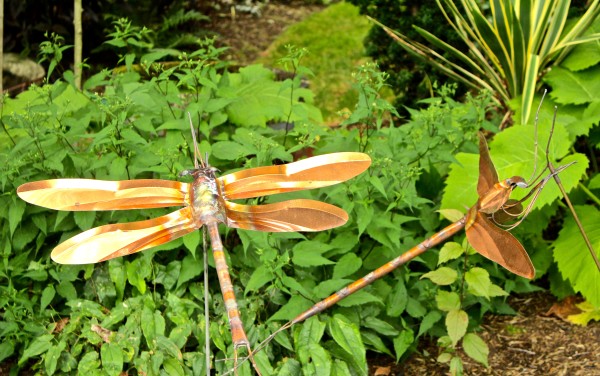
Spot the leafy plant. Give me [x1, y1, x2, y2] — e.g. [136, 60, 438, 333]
[372, 0, 600, 125]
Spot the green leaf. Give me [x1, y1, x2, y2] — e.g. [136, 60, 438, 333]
[212, 141, 256, 160]
[328, 315, 367, 374]
[421, 267, 458, 285]
[142, 307, 166, 347]
[438, 242, 464, 265]
[101, 342, 123, 376]
[41, 285, 56, 312]
[463, 333, 489, 367]
[292, 241, 334, 267]
[392, 330, 414, 361]
[0, 341, 15, 363]
[9, 198, 26, 236]
[78, 351, 101, 373]
[332, 253, 362, 279]
[465, 267, 494, 298]
[162, 357, 184, 376]
[386, 277, 408, 317]
[438, 209, 464, 222]
[177, 254, 203, 289]
[45, 341, 66, 375]
[57, 280, 77, 301]
[182, 230, 200, 254]
[19, 334, 53, 366]
[417, 310, 442, 337]
[436, 290, 460, 311]
[545, 66, 600, 105]
[245, 265, 274, 293]
[73, 211, 95, 230]
[446, 309, 468, 345]
[156, 336, 183, 360]
[553, 205, 600, 307]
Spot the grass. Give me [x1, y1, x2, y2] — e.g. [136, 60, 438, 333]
[255, 2, 372, 123]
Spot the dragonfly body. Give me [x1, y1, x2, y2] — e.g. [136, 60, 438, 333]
[17, 152, 372, 374]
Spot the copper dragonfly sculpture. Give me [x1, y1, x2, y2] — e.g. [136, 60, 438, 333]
[17, 136, 371, 374]
[235, 133, 572, 370]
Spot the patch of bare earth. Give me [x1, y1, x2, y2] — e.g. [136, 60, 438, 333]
[205, 1, 324, 65]
[370, 292, 600, 376]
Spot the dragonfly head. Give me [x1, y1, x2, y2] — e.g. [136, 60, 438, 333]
[505, 176, 528, 190]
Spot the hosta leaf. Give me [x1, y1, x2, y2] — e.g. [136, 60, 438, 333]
[553, 205, 600, 307]
[544, 66, 600, 105]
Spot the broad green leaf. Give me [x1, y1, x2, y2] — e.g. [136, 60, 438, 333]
[292, 241, 334, 267]
[156, 336, 183, 360]
[545, 66, 600, 105]
[9, 198, 26, 236]
[57, 280, 77, 301]
[41, 285, 56, 312]
[0, 341, 15, 363]
[176, 254, 203, 289]
[269, 295, 313, 322]
[245, 265, 275, 293]
[142, 307, 166, 347]
[295, 317, 326, 365]
[436, 290, 460, 311]
[361, 330, 392, 357]
[336, 289, 382, 307]
[386, 277, 408, 317]
[438, 242, 464, 265]
[463, 333, 489, 367]
[182, 230, 200, 254]
[553, 205, 600, 307]
[100, 342, 123, 376]
[449, 356, 464, 375]
[162, 358, 185, 376]
[446, 309, 468, 345]
[421, 267, 458, 285]
[329, 315, 367, 374]
[393, 330, 414, 361]
[19, 334, 53, 366]
[44, 341, 66, 375]
[332, 253, 362, 279]
[465, 267, 493, 298]
[212, 141, 256, 160]
[77, 351, 101, 373]
[417, 310, 442, 337]
[362, 317, 399, 337]
[331, 360, 352, 376]
[438, 209, 464, 222]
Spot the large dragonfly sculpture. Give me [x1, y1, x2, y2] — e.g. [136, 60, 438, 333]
[17, 134, 371, 374]
[237, 133, 572, 370]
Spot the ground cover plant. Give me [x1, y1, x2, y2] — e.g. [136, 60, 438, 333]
[1, 2, 599, 375]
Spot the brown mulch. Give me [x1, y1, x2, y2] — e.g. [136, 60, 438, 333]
[369, 292, 600, 376]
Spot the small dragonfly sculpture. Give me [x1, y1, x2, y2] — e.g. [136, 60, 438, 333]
[17, 129, 371, 375]
[234, 132, 572, 371]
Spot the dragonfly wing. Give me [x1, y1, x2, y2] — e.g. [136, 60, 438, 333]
[466, 211, 535, 279]
[17, 179, 188, 211]
[477, 133, 499, 197]
[225, 199, 348, 232]
[51, 207, 197, 264]
[219, 152, 371, 200]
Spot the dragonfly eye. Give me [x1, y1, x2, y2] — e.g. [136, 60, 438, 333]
[506, 176, 528, 189]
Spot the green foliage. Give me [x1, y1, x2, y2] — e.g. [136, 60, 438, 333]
[371, 0, 600, 124]
[347, 0, 467, 115]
